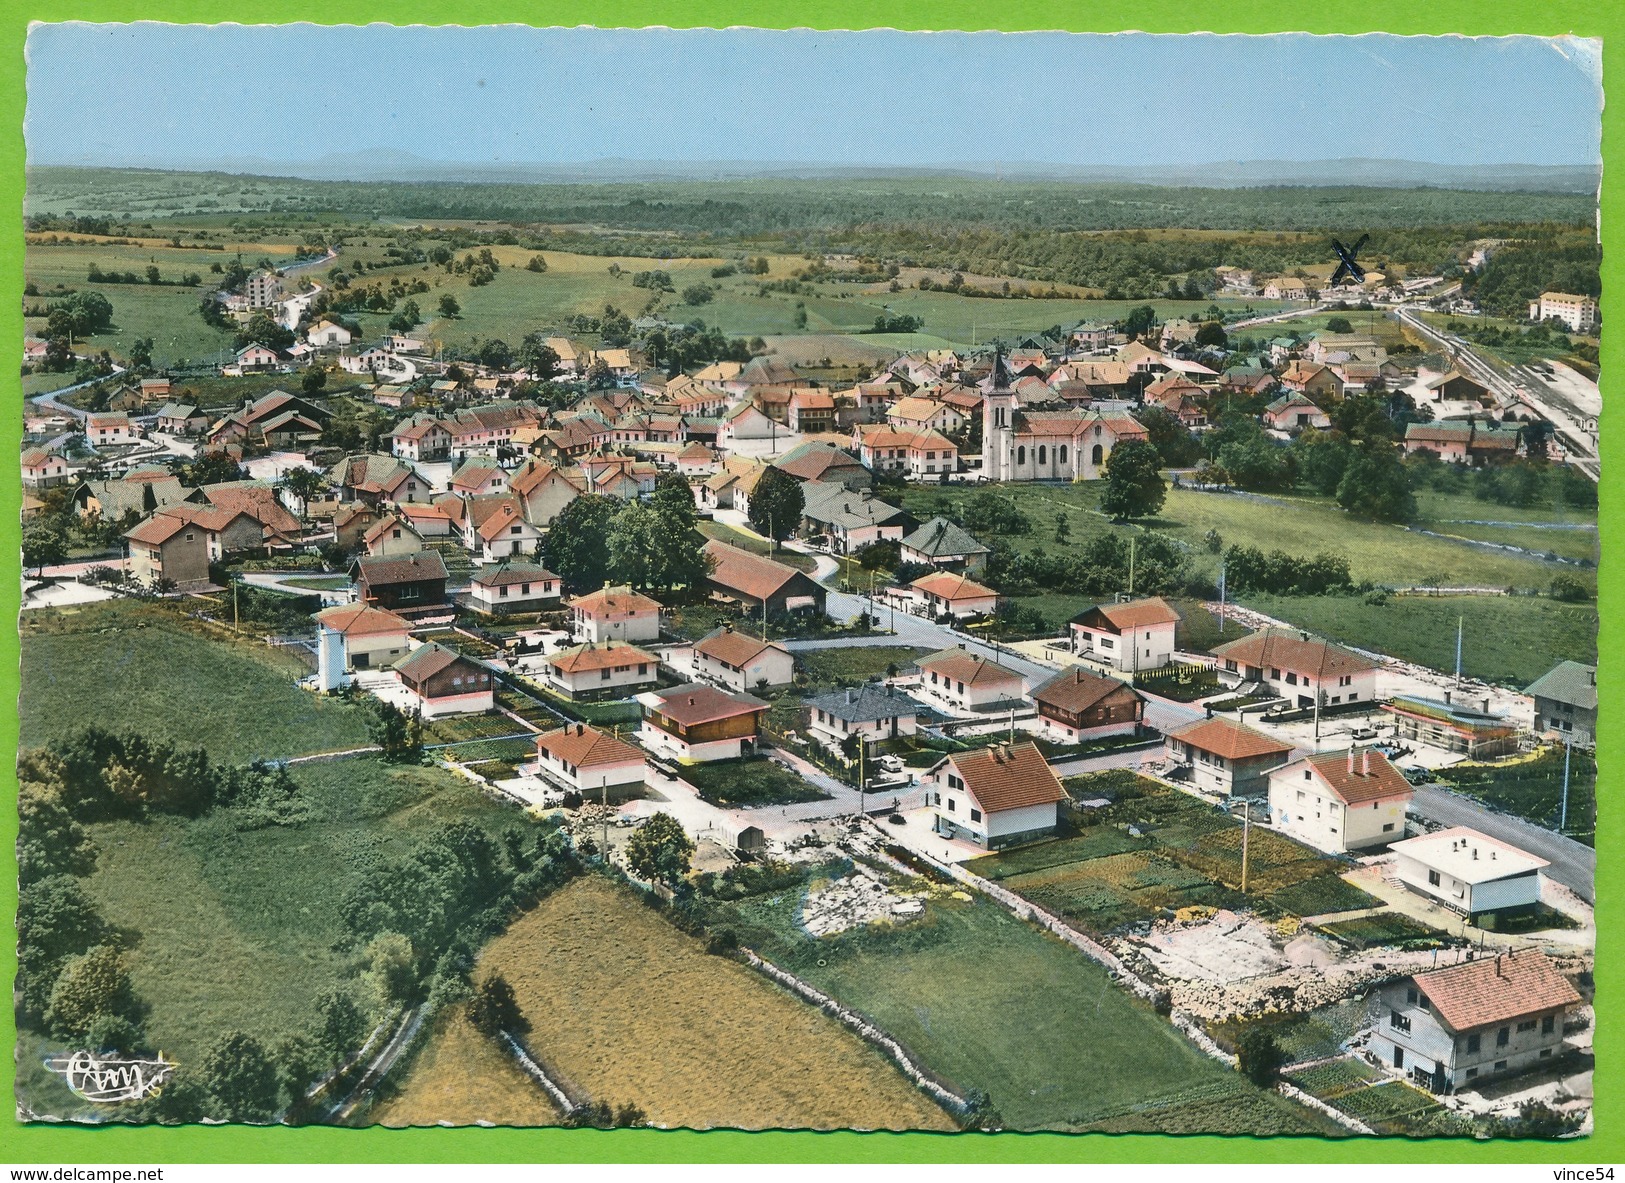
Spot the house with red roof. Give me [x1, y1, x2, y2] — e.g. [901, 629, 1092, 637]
[908, 570, 999, 620]
[1070, 596, 1180, 673]
[638, 683, 769, 762]
[541, 641, 659, 700]
[313, 602, 414, 683]
[392, 641, 495, 718]
[20, 448, 71, 490]
[568, 584, 663, 644]
[1368, 949, 1580, 1093]
[528, 723, 647, 798]
[689, 625, 795, 693]
[914, 647, 1028, 714]
[1031, 668, 1143, 743]
[1213, 627, 1379, 710]
[1164, 716, 1294, 797]
[1267, 746, 1412, 854]
[924, 740, 1067, 850]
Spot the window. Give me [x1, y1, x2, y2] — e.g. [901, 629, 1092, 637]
[1540, 1048, 1553, 1058]
[1496, 1027, 1510, 1047]
[947, 798, 956, 813]
[1517, 1019, 1538, 1033]
[1428, 869, 1441, 887]
[1466, 1033, 1481, 1054]
[1406, 987, 1418, 1004]
[1383, 822, 1396, 832]
[1543, 1015, 1556, 1035]
[970, 808, 982, 823]
[1494, 1060, 1508, 1071]
[1389, 1011, 1411, 1033]
[1059, 445, 1068, 464]
[1466, 1067, 1479, 1079]
[1037, 445, 1047, 465]
[499, 586, 509, 598]
[948, 774, 963, 790]
[601, 669, 611, 681]
[1017, 445, 1026, 465]
[1091, 444, 1103, 465]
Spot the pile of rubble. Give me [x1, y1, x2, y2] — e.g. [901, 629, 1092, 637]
[799, 866, 929, 937]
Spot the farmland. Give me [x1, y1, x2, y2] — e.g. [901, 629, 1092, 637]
[680, 756, 830, 807]
[967, 774, 1379, 934]
[479, 875, 956, 1130]
[700, 863, 1338, 1134]
[20, 599, 373, 761]
[371, 1003, 561, 1128]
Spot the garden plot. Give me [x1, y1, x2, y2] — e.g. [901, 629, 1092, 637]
[1133, 911, 1289, 983]
[799, 866, 928, 937]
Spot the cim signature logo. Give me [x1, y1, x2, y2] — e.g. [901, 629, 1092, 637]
[44, 1049, 176, 1103]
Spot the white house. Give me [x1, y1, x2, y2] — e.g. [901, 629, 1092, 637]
[1213, 627, 1380, 710]
[85, 412, 145, 447]
[1069, 597, 1180, 673]
[914, 647, 1028, 714]
[307, 319, 353, 348]
[909, 570, 1000, 620]
[313, 602, 414, 688]
[1368, 950, 1579, 1093]
[689, 626, 795, 693]
[1267, 747, 1413, 854]
[568, 585, 663, 644]
[804, 684, 921, 751]
[529, 723, 647, 799]
[541, 641, 660, 700]
[467, 562, 562, 615]
[925, 741, 1066, 850]
[1388, 826, 1550, 920]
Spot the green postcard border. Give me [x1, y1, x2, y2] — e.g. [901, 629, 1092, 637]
[0, 0, 1615, 1165]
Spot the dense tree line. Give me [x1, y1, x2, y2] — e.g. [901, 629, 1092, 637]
[1463, 234, 1601, 319]
[543, 476, 712, 595]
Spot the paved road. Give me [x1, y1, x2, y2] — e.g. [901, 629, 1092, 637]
[31, 363, 127, 421]
[1410, 783, 1594, 902]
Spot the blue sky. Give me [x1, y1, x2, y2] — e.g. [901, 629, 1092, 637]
[24, 25, 1603, 170]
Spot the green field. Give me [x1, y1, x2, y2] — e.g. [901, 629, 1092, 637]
[69, 758, 513, 1073]
[703, 871, 1335, 1134]
[1231, 308, 1414, 351]
[796, 645, 931, 688]
[1242, 591, 1595, 686]
[1438, 747, 1597, 844]
[20, 600, 372, 761]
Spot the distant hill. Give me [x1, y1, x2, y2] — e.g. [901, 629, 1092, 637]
[29, 149, 1601, 194]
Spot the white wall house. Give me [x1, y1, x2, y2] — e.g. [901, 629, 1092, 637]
[542, 641, 659, 700]
[925, 741, 1066, 850]
[1388, 826, 1550, 919]
[915, 647, 1027, 714]
[1069, 597, 1180, 673]
[530, 723, 647, 799]
[1267, 747, 1413, 854]
[569, 585, 663, 644]
[805, 684, 921, 751]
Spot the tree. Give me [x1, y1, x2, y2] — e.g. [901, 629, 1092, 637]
[315, 989, 367, 1063]
[1236, 1025, 1283, 1086]
[467, 974, 529, 1037]
[1122, 304, 1158, 340]
[45, 945, 135, 1041]
[388, 298, 421, 333]
[128, 337, 154, 371]
[1099, 440, 1167, 521]
[22, 519, 69, 575]
[1194, 321, 1228, 348]
[183, 451, 245, 487]
[1336, 440, 1417, 522]
[746, 466, 804, 547]
[437, 293, 461, 318]
[1324, 316, 1354, 334]
[198, 1031, 280, 1122]
[235, 311, 294, 352]
[1136, 405, 1203, 468]
[1550, 574, 1591, 602]
[526, 254, 548, 273]
[146, 264, 162, 285]
[543, 494, 616, 593]
[519, 333, 562, 381]
[300, 366, 328, 395]
[625, 812, 694, 887]
[280, 466, 328, 517]
[367, 699, 422, 761]
[361, 931, 418, 1013]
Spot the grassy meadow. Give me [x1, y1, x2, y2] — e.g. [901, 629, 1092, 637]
[704, 866, 1338, 1135]
[371, 1003, 562, 1128]
[20, 600, 374, 761]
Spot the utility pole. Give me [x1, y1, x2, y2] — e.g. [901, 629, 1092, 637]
[232, 580, 239, 634]
[1560, 737, 1572, 833]
[1313, 690, 1324, 748]
[858, 733, 866, 820]
[1217, 557, 1227, 637]
[1455, 614, 1464, 685]
[1127, 535, 1136, 598]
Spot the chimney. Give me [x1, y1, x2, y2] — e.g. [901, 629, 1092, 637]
[1472, 846, 1478, 860]
[1347, 748, 1355, 774]
[1300, 631, 1309, 643]
[1362, 750, 1371, 777]
[1482, 697, 1491, 713]
[846, 689, 853, 704]
[1444, 690, 1452, 705]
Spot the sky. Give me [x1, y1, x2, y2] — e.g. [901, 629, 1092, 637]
[24, 25, 1604, 171]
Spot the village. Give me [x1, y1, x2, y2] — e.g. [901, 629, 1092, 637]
[15, 235, 1600, 1137]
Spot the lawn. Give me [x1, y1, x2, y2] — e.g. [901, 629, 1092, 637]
[370, 1003, 561, 1128]
[1240, 593, 1596, 687]
[279, 575, 352, 591]
[20, 599, 373, 762]
[697, 520, 819, 573]
[797, 645, 931, 688]
[45, 757, 516, 1085]
[480, 875, 955, 1131]
[679, 755, 830, 807]
[966, 776, 1378, 935]
[702, 869, 1334, 1134]
[1230, 308, 1413, 351]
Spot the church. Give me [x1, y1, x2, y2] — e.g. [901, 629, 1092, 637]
[981, 350, 1150, 482]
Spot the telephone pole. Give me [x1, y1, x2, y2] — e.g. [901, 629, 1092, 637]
[1560, 737, 1572, 833]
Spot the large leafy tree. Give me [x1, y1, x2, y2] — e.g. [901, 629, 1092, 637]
[519, 332, 561, 381]
[1336, 439, 1417, 523]
[45, 944, 135, 1041]
[1099, 439, 1167, 521]
[543, 494, 616, 593]
[746, 466, 804, 546]
[198, 1031, 281, 1122]
[625, 813, 694, 887]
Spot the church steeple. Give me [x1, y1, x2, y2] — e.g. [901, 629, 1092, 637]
[990, 345, 1013, 391]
